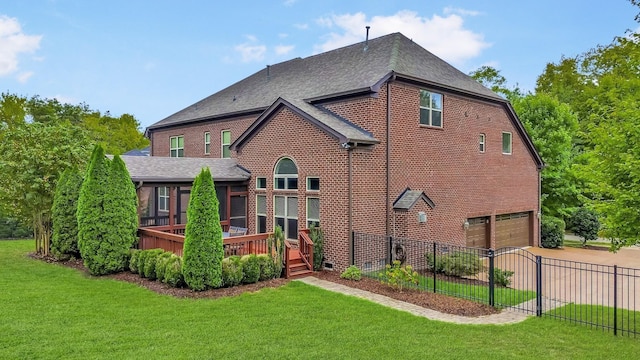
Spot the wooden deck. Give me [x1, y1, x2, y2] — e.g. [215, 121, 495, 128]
[137, 225, 313, 278]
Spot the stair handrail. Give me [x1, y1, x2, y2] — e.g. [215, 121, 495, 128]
[298, 229, 314, 272]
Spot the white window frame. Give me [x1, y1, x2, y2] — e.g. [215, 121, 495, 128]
[274, 195, 298, 240]
[256, 194, 267, 234]
[502, 132, 512, 155]
[479, 133, 486, 153]
[419, 89, 443, 128]
[221, 130, 231, 158]
[306, 177, 320, 192]
[306, 197, 320, 228]
[170, 136, 184, 158]
[204, 132, 211, 155]
[158, 187, 169, 212]
[256, 177, 267, 190]
[274, 157, 298, 190]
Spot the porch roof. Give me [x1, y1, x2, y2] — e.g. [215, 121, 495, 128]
[117, 155, 251, 183]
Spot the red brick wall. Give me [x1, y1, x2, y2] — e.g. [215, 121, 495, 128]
[149, 115, 256, 158]
[235, 107, 352, 269]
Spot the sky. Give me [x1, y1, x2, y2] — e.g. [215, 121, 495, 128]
[1, 1, 637, 130]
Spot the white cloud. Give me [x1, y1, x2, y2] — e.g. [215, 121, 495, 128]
[275, 44, 294, 55]
[443, 7, 483, 17]
[16, 71, 33, 83]
[234, 35, 267, 63]
[293, 23, 309, 30]
[313, 10, 490, 66]
[283, 0, 297, 6]
[315, 17, 332, 28]
[0, 15, 41, 77]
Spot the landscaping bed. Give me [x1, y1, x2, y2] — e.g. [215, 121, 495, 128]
[33, 253, 499, 316]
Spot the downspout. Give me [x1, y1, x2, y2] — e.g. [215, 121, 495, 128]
[347, 145, 354, 264]
[386, 76, 394, 237]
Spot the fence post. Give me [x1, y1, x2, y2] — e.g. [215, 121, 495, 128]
[387, 236, 393, 265]
[536, 255, 542, 317]
[433, 242, 437, 294]
[614, 265, 618, 336]
[350, 231, 355, 266]
[488, 249, 495, 307]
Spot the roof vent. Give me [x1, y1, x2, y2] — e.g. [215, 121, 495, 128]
[266, 64, 270, 80]
[364, 26, 370, 51]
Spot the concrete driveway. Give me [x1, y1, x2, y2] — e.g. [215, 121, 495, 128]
[496, 246, 640, 311]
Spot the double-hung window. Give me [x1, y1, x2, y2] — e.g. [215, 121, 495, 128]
[158, 187, 169, 212]
[204, 132, 211, 155]
[275, 195, 298, 239]
[419, 90, 443, 127]
[170, 136, 184, 157]
[221, 130, 231, 158]
[479, 134, 486, 153]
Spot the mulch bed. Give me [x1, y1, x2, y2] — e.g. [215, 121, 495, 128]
[30, 253, 498, 317]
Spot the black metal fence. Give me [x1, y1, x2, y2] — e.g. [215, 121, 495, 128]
[352, 232, 639, 337]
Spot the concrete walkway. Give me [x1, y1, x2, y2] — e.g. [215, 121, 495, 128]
[297, 277, 536, 325]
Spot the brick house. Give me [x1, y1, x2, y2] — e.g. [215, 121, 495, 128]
[141, 32, 543, 271]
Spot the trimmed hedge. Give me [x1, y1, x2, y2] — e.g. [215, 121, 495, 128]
[155, 252, 173, 282]
[426, 251, 484, 277]
[129, 249, 140, 274]
[222, 256, 243, 287]
[143, 249, 165, 280]
[163, 255, 184, 288]
[257, 254, 275, 281]
[241, 254, 260, 284]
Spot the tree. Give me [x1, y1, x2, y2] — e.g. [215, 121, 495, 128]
[51, 168, 84, 260]
[102, 155, 139, 270]
[182, 168, 223, 290]
[77, 146, 113, 274]
[0, 121, 92, 255]
[511, 93, 579, 218]
[469, 66, 523, 100]
[570, 207, 600, 246]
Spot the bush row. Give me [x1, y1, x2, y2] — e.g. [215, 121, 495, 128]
[129, 249, 278, 289]
[425, 251, 485, 277]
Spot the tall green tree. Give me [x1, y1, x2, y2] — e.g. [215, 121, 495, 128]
[469, 66, 523, 100]
[512, 93, 579, 218]
[182, 168, 223, 290]
[0, 121, 92, 255]
[77, 146, 113, 274]
[51, 168, 84, 260]
[102, 155, 139, 270]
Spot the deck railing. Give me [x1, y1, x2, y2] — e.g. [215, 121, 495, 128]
[299, 229, 314, 271]
[138, 226, 272, 258]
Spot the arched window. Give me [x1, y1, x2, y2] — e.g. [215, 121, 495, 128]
[274, 158, 298, 190]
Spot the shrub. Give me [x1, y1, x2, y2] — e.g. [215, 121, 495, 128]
[51, 168, 83, 260]
[155, 252, 173, 281]
[426, 250, 484, 277]
[309, 223, 324, 271]
[143, 249, 165, 280]
[541, 216, 565, 248]
[268, 226, 285, 278]
[222, 256, 243, 287]
[240, 254, 260, 284]
[129, 249, 140, 274]
[123, 248, 135, 272]
[182, 168, 223, 291]
[492, 268, 515, 287]
[340, 265, 362, 281]
[0, 216, 32, 239]
[77, 145, 112, 275]
[379, 260, 419, 292]
[571, 207, 600, 246]
[137, 249, 150, 277]
[257, 254, 275, 281]
[163, 255, 184, 287]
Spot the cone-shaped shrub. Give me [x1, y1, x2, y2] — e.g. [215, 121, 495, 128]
[77, 145, 112, 274]
[51, 168, 84, 260]
[102, 154, 139, 272]
[182, 168, 223, 290]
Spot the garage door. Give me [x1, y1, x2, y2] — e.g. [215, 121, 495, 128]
[466, 217, 489, 248]
[495, 212, 531, 248]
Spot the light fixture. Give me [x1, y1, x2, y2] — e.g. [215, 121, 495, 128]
[463, 220, 470, 230]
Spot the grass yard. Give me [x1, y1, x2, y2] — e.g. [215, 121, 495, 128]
[1, 240, 639, 359]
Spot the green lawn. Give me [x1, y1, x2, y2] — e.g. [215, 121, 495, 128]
[547, 304, 639, 335]
[1, 240, 638, 359]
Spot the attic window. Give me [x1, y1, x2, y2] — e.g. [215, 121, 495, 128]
[419, 90, 443, 128]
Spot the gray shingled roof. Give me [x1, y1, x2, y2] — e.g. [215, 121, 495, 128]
[116, 155, 250, 183]
[393, 188, 435, 210]
[147, 32, 502, 136]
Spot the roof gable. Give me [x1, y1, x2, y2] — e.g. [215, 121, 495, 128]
[393, 188, 435, 210]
